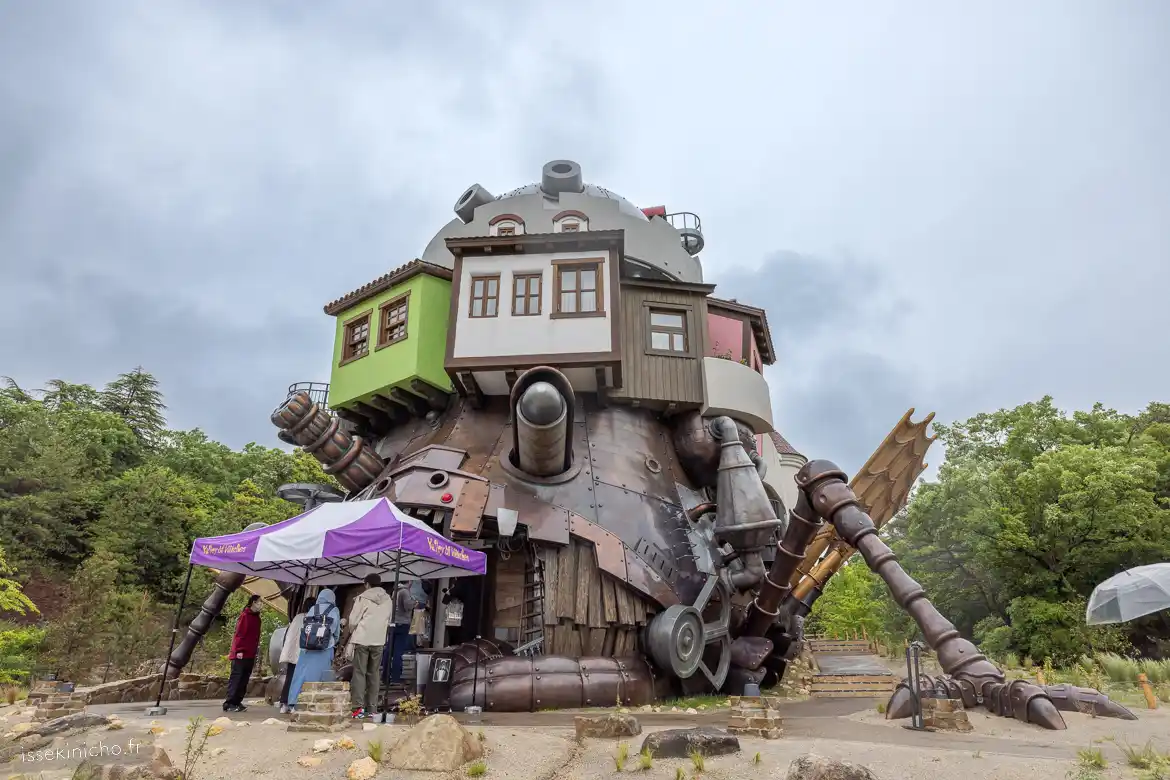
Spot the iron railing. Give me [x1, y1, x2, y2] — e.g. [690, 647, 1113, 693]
[286, 381, 330, 410]
[663, 211, 702, 234]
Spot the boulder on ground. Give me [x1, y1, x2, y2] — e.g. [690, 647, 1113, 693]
[785, 753, 879, 780]
[640, 727, 740, 759]
[312, 738, 336, 753]
[72, 745, 180, 779]
[386, 714, 484, 771]
[298, 755, 323, 767]
[347, 756, 379, 779]
[574, 713, 641, 740]
[31, 712, 111, 737]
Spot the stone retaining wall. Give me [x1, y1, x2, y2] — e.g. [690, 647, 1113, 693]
[80, 672, 272, 705]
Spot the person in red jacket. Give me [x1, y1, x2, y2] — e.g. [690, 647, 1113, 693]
[223, 595, 263, 712]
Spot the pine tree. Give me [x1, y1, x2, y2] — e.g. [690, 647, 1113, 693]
[101, 367, 167, 447]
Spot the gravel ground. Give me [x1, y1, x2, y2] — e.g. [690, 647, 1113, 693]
[4, 699, 1168, 780]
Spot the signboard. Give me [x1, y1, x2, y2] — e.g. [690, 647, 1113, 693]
[421, 651, 457, 711]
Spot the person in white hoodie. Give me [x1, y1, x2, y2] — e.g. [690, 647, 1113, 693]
[277, 599, 310, 714]
[343, 574, 394, 719]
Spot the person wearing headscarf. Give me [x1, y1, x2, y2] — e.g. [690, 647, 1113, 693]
[277, 598, 312, 714]
[223, 594, 262, 713]
[285, 588, 341, 711]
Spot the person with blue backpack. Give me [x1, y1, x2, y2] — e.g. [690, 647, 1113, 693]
[285, 587, 341, 712]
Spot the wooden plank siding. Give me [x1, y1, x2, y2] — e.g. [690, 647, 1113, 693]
[610, 283, 708, 407]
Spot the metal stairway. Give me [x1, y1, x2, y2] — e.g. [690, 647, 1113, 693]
[516, 543, 547, 657]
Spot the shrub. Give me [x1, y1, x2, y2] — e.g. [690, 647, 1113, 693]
[0, 624, 45, 685]
[467, 759, 487, 777]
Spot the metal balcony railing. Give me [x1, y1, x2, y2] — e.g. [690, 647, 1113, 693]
[663, 211, 702, 233]
[663, 211, 704, 255]
[286, 382, 330, 410]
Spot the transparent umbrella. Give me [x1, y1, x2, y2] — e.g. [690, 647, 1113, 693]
[1086, 563, 1170, 625]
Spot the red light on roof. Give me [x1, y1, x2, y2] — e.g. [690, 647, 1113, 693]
[440, 493, 453, 504]
[641, 205, 667, 218]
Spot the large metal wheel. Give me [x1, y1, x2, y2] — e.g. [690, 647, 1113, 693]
[645, 574, 731, 689]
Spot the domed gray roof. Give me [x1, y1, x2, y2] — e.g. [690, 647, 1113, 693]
[495, 182, 649, 222]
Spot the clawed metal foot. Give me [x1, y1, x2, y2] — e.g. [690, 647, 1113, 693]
[885, 675, 1137, 729]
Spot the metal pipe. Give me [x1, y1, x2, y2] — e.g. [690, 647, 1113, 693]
[741, 490, 822, 637]
[149, 563, 194, 713]
[796, 459, 1067, 730]
[470, 635, 481, 710]
[380, 546, 404, 724]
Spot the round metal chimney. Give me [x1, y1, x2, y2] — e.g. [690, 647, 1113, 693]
[541, 160, 584, 196]
[454, 184, 495, 223]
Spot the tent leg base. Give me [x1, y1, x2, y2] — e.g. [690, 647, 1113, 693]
[144, 706, 168, 716]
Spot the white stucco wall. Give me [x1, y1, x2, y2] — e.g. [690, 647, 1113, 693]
[760, 433, 807, 516]
[701, 357, 775, 433]
[452, 251, 614, 359]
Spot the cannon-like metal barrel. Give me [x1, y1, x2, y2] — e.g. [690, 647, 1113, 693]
[271, 391, 385, 494]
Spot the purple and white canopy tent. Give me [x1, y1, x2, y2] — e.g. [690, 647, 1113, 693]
[188, 498, 487, 584]
[149, 498, 485, 715]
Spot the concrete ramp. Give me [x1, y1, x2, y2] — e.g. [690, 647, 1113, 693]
[808, 640, 897, 699]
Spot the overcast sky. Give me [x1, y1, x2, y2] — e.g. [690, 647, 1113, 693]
[2, 1, 1167, 477]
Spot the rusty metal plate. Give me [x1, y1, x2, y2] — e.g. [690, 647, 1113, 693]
[444, 401, 510, 476]
[586, 408, 680, 504]
[568, 514, 628, 583]
[624, 547, 680, 608]
[450, 479, 490, 536]
[590, 482, 703, 605]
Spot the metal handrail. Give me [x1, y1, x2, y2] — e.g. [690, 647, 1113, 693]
[663, 211, 702, 233]
[286, 381, 330, 410]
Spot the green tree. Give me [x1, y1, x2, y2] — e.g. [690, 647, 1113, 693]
[884, 397, 1170, 659]
[101, 367, 167, 448]
[807, 558, 888, 640]
[89, 465, 216, 598]
[0, 545, 36, 616]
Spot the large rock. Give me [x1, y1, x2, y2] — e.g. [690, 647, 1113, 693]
[640, 727, 740, 759]
[73, 745, 181, 779]
[347, 756, 379, 779]
[386, 714, 484, 771]
[32, 712, 111, 737]
[574, 714, 641, 739]
[785, 753, 879, 780]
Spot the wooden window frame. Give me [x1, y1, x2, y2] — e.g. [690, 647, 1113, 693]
[497, 225, 516, 237]
[644, 302, 694, 358]
[550, 258, 605, 319]
[468, 273, 501, 319]
[375, 292, 410, 350]
[559, 221, 580, 233]
[511, 272, 543, 317]
[339, 310, 372, 366]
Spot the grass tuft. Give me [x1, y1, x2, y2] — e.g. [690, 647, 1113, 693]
[366, 739, 384, 763]
[689, 750, 705, 772]
[614, 741, 630, 771]
[467, 759, 488, 777]
[637, 748, 653, 771]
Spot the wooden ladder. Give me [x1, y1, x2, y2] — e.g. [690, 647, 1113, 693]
[517, 543, 546, 657]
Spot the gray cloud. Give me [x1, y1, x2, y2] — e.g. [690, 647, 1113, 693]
[2, 1, 1167, 469]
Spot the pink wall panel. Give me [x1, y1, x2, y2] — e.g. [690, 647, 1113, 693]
[708, 314, 745, 361]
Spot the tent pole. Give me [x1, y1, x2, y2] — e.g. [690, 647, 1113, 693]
[381, 546, 404, 724]
[146, 563, 194, 716]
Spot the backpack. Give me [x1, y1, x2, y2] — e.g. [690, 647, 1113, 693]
[299, 602, 338, 651]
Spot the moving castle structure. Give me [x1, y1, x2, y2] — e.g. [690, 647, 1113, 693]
[174, 160, 1133, 729]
